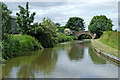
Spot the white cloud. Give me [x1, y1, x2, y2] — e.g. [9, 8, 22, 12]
[4, 2, 118, 30]
[1, 0, 120, 2]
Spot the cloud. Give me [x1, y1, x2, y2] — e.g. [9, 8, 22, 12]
[4, 2, 118, 30]
[1, 0, 120, 2]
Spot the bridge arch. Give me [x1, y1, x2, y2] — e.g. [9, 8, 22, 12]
[73, 31, 96, 39]
[78, 34, 92, 40]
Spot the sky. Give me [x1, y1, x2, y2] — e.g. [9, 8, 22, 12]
[2, 0, 119, 31]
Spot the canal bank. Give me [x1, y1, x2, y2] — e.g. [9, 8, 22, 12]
[91, 39, 120, 65]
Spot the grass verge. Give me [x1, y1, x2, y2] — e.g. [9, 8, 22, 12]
[99, 31, 119, 50]
[91, 39, 119, 58]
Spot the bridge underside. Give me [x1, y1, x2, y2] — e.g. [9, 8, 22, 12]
[73, 31, 96, 39]
[78, 34, 92, 40]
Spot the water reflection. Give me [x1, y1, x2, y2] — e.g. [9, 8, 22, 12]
[88, 47, 106, 64]
[32, 48, 58, 76]
[2, 48, 58, 78]
[2, 40, 118, 78]
[68, 44, 84, 60]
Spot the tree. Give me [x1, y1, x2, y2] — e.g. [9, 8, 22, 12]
[65, 17, 85, 31]
[55, 23, 61, 27]
[88, 15, 113, 38]
[31, 18, 57, 48]
[1, 2, 13, 40]
[15, 2, 36, 34]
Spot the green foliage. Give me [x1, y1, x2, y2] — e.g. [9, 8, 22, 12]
[27, 18, 77, 48]
[99, 31, 119, 50]
[30, 18, 57, 48]
[2, 34, 42, 59]
[15, 2, 36, 34]
[65, 17, 85, 31]
[58, 28, 65, 33]
[88, 15, 113, 38]
[55, 23, 61, 27]
[57, 26, 66, 33]
[0, 42, 6, 64]
[0, 2, 13, 39]
[55, 32, 78, 43]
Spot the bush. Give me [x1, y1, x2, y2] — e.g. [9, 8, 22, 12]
[55, 32, 78, 43]
[30, 18, 57, 48]
[64, 28, 72, 35]
[57, 27, 66, 33]
[2, 34, 43, 59]
[0, 42, 6, 64]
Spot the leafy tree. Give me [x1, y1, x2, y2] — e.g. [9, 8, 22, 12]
[30, 18, 57, 48]
[88, 15, 113, 38]
[65, 17, 85, 31]
[0, 2, 13, 40]
[55, 23, 61, 27]
[15, 2, 36, 34]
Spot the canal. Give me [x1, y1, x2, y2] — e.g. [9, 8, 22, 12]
[2, 40, 119, 78]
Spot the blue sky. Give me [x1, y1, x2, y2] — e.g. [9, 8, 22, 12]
[2, 0, 119, 30]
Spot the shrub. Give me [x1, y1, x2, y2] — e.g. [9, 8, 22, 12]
[30, 18, 57, 48]
[2, 34, 43, 59]
[57, 27, 66, 33]
[55, 32, 78, 43]
[0, 42, 6, 64]
[64, 28, 72, 35]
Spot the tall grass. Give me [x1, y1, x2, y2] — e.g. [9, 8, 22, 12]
[99, 31, 119, 50]
[2, 34, 43, 59]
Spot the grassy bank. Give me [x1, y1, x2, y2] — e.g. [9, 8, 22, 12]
[98, 31, 119, 57]
[2, 34, 43, 60]
[91, 31, 119, 58]
[99, 31, 119, 50]
[91, 39, 118, 58]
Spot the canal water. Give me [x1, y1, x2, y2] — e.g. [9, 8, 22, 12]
[2, 40, 119, 78]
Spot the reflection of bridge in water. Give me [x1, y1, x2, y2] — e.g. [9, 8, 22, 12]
[73, 31, 96, 39]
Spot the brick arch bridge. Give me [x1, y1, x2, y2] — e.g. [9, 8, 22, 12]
[73, 31, 96, 39]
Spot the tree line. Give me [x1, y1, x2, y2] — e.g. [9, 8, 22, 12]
[1, 2, 78, 61]
[1, 2, 114, 40]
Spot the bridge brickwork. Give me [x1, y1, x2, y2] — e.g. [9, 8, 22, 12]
[73, 31, 96, 39]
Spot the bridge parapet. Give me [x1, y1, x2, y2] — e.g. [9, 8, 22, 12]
[73, 31, 96, 39]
